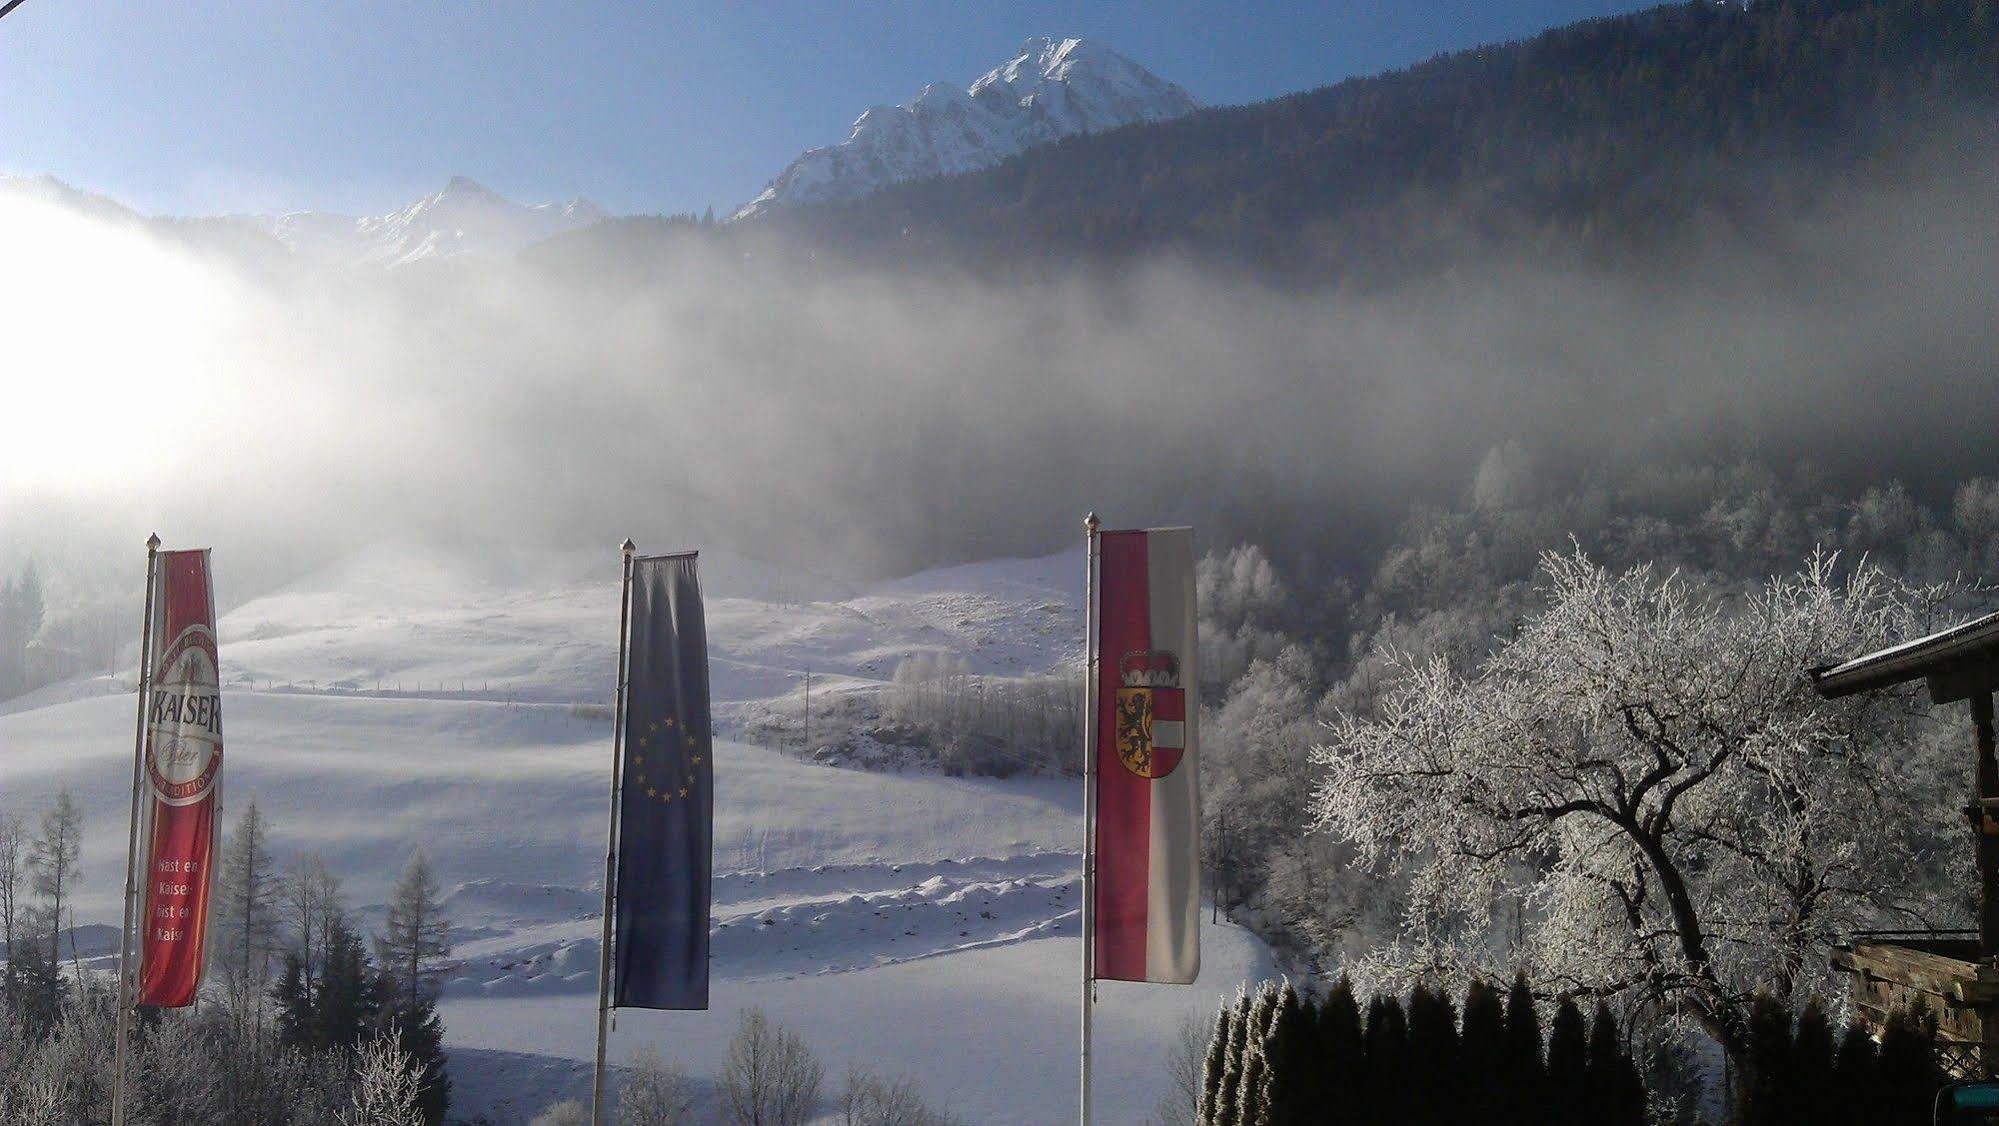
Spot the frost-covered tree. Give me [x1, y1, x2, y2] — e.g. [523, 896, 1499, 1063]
[618, 1045, 694, 1125]
[1229, 983, 1279, 1126]
[1196, 996, 1237, 1124]
[1255, 981, 1312, 1126]
[1313, 548, 1957, 1071]
[721, 1007, 822, 1126]
[7, 987, 117, 1124]
[382, 1005, 450, 1125]
[837, 1064, 960, 1126]
[1210, 986, 1251, 1126]
[137, 1009, 225, 1121]
[1197, 544, 1297, 697]
[339, 1033, 425, 1126]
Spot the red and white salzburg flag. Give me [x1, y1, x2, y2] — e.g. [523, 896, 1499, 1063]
[138, 549, 222, 1007]
[1092, 527, 1199, 984]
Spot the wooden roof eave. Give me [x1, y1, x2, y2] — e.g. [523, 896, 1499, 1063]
[1810, 610, 1999, 703]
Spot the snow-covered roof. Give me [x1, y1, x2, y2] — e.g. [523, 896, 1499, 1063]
[1809, 609, 1999, 699]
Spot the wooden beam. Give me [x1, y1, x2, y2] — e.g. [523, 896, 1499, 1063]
[1932, 660, 1999, 705]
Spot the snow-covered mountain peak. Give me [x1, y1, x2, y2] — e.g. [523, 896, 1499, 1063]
[259, 178, 606, 268]
[732, 36, 1196, 220]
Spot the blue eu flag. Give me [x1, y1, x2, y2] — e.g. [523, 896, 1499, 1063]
[613, 552, 712, 1009]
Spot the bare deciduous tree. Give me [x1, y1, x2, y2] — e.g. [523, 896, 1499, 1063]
[0, 808, 24, 1012]
[209, 800, 280, 1034]
[722, 1007, 822, 1126]
[26, 791, 81, 969]
[1155, 1013, 1209, 1126]
[838, 1064, 962, 1126]
[617, 1045, 694, 1125]
[282, 854, 344, 988]
[373, 850, 451, 1007]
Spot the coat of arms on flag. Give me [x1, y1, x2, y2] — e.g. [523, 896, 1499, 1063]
[1114, 649, 1185, 779]
[1091, 526, 1199, 985]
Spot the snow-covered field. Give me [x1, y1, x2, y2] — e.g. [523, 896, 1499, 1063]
[0, 547, 1276, 1123]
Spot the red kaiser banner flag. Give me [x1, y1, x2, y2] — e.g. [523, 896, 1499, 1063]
[138, 549, 222, 1007]
[1092, 527, 1199, 983]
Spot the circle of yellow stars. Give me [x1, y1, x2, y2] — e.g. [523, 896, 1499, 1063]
[630, 715, 703, 804]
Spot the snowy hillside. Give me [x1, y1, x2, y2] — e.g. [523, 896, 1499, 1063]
[0, 548, 1273, 1123]
[252, 177, 607, 268]
[733, 37, 1197, 220]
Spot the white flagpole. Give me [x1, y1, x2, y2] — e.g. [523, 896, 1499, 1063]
[1079, 512, 1100, 1126]
[111, 533, 161, 1126]
[591, 539, 638, 1126]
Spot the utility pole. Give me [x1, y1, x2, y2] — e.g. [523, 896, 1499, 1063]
[803, 669, 812, 755]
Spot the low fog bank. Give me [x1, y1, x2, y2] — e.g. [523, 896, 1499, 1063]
[3, 147, 1995, 625]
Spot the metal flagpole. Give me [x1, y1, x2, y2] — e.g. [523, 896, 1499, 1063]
[1079, 512, 1100, 1126]
[112, 533, 161, 1126]
[591, 539, 638, 1126]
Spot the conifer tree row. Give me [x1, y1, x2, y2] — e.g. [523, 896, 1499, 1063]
[1197, 978, 1956, 1126]
[1196, 977, 1646, 1126]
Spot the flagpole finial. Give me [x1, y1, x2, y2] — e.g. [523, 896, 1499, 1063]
[1084, 512, 1099, 532]
[146, 533, 161, 551]
[621, 539, 636, 555]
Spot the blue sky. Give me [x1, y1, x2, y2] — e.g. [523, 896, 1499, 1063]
[2, 1, 1658, 217]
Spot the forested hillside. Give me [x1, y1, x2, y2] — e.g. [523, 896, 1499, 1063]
[760, 0, 1996, 280]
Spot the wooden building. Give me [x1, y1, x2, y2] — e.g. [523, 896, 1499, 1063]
[1814, 609, 1999, 1076]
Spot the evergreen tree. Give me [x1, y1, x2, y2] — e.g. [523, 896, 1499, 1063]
[1742, 993, 1795, 1126]
[1256, 980, 1311, 1126]
[1362, 995, 1408, 1121]
[1232, 982, 1279, 1126]
[314, 916, 382, 1051]
[10, 904, 66, 1035]
[1405, 984, 1461, 1124]
[1875, 1005, 1942, 1126]
[1198, 1000, 1238, 1125]
[1792, 999, 1838, 1126]
[1315, 976, 1363, 1119]
[374, 850, 452, 1009]
[1500, 972, 1543, 1126]
[1832, 1020, 1879, 1126]
[1583, 1001, 1644, 1126]
[1459, 979, 1505, 1122]
[1213, 987, 1252, 1126]
[274, 951, 311, 1050]
[1545, 997, 1588, 1123]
